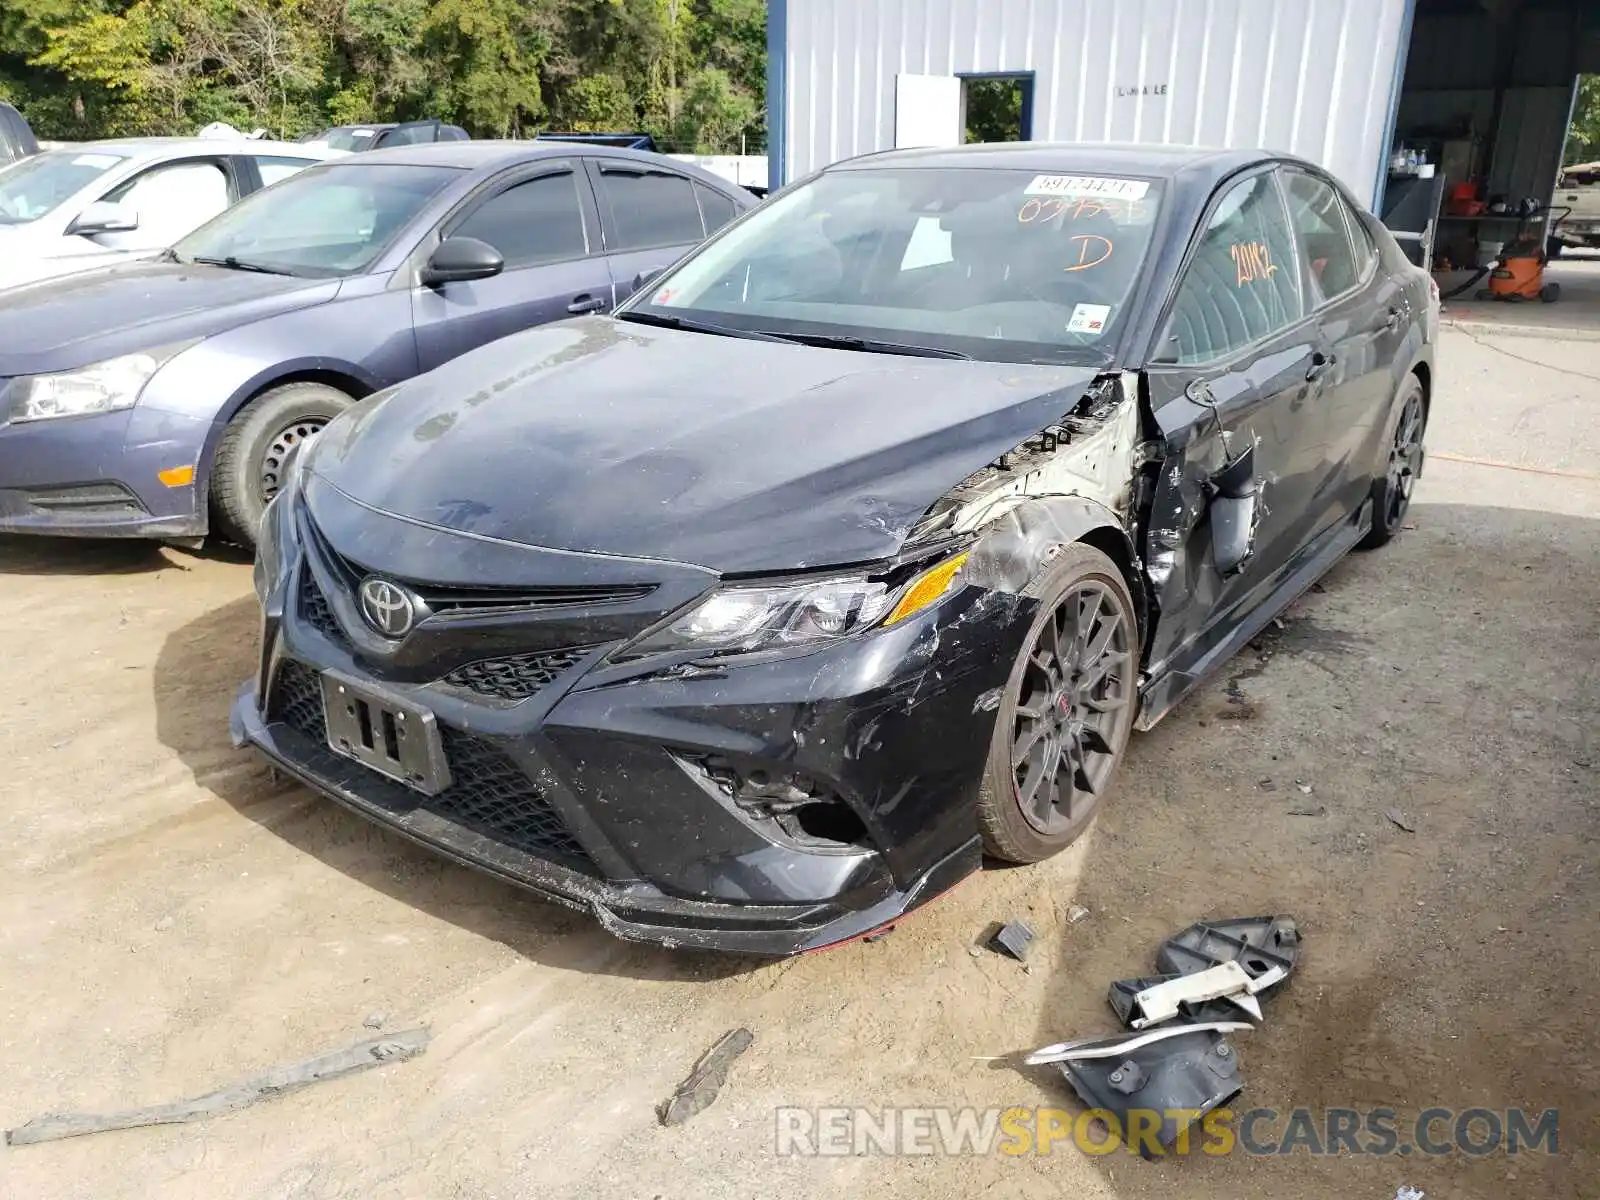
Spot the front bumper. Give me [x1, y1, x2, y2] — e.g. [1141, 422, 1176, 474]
[0, 405, 210, 538]
[231, 490, 1031, 954]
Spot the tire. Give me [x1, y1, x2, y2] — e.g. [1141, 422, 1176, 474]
[1540, 282, 1561, 303]
[1358, 375, 1426, 551]
[1546, 237, 1564, 260]
[210, 382, 352, 548]
[977, 542, 1139, 864]
[1474, 288, 1494, 301]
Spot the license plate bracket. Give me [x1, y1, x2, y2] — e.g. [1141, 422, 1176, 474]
[320, 670, 451, 795]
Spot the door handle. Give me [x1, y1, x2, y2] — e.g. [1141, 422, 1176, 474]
[1305, 351, 1336, 382]
[1381, 306, 1402, 331]
[567, 294, 607, 315]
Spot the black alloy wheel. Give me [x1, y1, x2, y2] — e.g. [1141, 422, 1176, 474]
[1359, 376, 1426, 550]
[979, 543, 1138, 863]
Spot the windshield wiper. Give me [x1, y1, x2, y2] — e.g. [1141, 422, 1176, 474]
[772, 332, 972, 360]
[189, 254, 295, 276]
[615, 310, 792, 343]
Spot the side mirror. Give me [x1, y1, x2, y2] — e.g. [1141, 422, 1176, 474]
[67, 201, 139, 237]
[1208, 441, 1259, 577]
[631, 267, 666, 297]
[421, 236, 504, 287]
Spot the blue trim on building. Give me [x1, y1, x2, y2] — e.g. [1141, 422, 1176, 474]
[1374, 0, 1419, 212]
[767, 0, 789, 187]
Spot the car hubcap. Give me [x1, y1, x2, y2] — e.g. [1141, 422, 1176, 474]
[1386, 394, 1424, 527]
[259, 418, 328, 502]
[1011, 582, 1134, 836]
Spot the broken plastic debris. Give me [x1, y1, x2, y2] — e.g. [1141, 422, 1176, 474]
[659, 1029, 753, 1127]
[1394, 1188, 1425, 1200]
[1384, 806, 1416, 832]
[5, 1028, 430, 1146]
[1125, 961, 1286, 1029]
[1067, 904, 1091, 925]
[988, 920, 1036, 961]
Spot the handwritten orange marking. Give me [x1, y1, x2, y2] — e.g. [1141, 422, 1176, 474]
[1064, 235, 1114, 272]
[1231, 241, 1277, 285]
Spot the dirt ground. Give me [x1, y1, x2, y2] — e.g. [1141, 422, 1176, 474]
[1, 323, 1596, 1199]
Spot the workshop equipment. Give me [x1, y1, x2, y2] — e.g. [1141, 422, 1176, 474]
[1475, 205, 1570, 304]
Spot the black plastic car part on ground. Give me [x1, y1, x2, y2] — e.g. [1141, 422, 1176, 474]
[233, 143, 1437, 954]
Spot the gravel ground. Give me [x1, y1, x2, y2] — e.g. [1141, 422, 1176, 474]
[0, 324, 1595, 1199]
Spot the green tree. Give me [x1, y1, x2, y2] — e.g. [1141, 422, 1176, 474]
[1566, 75, 1600, 166]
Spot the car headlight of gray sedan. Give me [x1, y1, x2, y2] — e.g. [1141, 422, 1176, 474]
[6, 343, 192, 423]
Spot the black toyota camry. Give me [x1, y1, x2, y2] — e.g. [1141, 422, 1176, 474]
[232, 144, 1437, 954]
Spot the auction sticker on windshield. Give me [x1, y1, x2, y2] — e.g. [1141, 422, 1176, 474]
[1067, 303, 1112, 335]
[1025, 175, 1151, 201]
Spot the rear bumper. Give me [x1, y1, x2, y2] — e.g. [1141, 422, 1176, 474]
[0, 406, 209, 538]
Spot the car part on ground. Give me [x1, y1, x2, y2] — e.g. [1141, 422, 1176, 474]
[987, 920, 1037, 961]
[658, 1028, 754, 1127]
[1026, 914, 1300, 1157]
[1056, 1025, 1246, 1160]
[232, 144, 1434, 952]
[5, 1027, 429, 1146]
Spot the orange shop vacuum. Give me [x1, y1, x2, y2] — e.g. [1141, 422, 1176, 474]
[1475, 205, 1571, 304]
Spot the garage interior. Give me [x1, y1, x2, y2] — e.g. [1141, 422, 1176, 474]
[1386, 0, 1600, 319]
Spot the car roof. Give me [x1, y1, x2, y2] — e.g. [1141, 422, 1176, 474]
[59, 137, 343, 161]
[830, 141, 1276, 182]
[345, 140, 756, 196]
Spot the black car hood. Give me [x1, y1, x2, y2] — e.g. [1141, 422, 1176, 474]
[0, 260, 338, 376]
[308, 317, 1102, 575]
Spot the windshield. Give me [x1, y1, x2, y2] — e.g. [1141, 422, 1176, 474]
[318, 127, 384, 152]
[173, 162, 461, 277]
[624, 167, 1165, 363]
[0, 149, 126, 225]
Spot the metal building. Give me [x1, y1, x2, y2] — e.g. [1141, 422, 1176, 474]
[766, 0, 1600, 216]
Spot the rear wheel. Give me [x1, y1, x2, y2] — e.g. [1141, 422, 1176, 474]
[978, 543, 1138, 864]
[1358, 376, 1426, 550]
[211, 382, 352, 548]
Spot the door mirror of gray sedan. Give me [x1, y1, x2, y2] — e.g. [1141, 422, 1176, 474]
[630, 267, 666, 297]
[421, 237, 504, 287]
[67, 201, 139, 237]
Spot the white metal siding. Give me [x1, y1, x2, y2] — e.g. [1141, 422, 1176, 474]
[781, 0, 1410, 206]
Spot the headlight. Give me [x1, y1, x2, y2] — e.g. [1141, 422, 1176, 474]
[8, 344, 189, 423]
[618, 552, 970, 662]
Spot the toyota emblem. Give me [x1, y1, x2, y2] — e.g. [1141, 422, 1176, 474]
[358, 577, 416, 638]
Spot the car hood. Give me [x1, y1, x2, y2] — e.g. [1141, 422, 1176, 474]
[0, 260, 339, 376]
[306, 317, 1104, 575]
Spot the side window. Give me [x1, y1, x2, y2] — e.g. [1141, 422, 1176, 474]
[1164, 173, 1303, 365]
[1283, 170, 1362, 305]
[695, 183, 738, 234]
[252, 155, 319, 187]
[451, 172, 588, 269]
[597, 168, 704, 250]
[103, 160, 230, 244]
[1345, 204, 1378, 280]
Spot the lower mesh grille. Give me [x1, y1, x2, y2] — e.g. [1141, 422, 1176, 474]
[297, 567, 345, 644]
[439, 649, 588, 702]
[268, 660, 591, 868]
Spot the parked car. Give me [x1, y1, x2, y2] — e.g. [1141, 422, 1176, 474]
[232, 144, 1438, 954]
[0, 102, 38, 169]
[0, 141, 754, 545]
[0, 138, 336, 290]
[302, 121, 469, 153]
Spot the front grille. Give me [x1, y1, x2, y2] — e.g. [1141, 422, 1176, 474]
[297, 567, 345, 643]
[268, 659, 591, 867]
[439, 649, 588, 702]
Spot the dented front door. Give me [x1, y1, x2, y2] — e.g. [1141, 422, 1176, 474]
[1137, 169, 1322, 691]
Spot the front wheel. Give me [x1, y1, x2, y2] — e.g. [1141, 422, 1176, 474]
[210, 382, 353, 548]
[977, 543, 1138, 864]
[1358, 376, 1426, 550]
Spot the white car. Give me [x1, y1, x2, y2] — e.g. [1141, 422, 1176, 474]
[0, 138, 340, 289]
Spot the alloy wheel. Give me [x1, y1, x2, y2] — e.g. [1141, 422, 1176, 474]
[1011, 581, 1135, 836]
[259, 418, 328, 502]
[1386, 392, 1424, 527]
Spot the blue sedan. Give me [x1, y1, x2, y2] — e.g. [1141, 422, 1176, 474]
[0, 141, 754, 546]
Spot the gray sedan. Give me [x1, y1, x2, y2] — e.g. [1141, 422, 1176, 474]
[0, 141, 755, 546]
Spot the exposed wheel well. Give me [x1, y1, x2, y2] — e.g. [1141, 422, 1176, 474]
[1411, 361, 1430, 410]
[1077, 525, 1149, 652]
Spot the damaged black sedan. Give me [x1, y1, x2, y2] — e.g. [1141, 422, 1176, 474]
[232, 145, 1437, 954]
